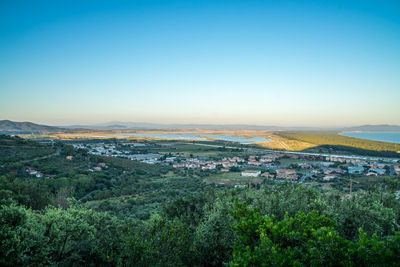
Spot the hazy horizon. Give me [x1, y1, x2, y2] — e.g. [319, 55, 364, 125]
[2, 118, 400, 130]
[1, 0, 399, 127]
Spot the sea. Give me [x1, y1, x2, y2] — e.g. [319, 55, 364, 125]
[340, 132, 400, 144]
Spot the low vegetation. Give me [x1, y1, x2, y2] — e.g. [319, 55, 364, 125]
[275, 131, 400, 157]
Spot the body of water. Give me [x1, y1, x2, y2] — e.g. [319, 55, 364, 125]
[117, 132, 272, 144]
[340, 132, 400, 144]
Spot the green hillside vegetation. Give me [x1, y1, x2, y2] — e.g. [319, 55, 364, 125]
[275, 131, 400, 156]
[3, 182, 400, 266]
[0, 135, 56, 163]
[0, 135, 210, 218]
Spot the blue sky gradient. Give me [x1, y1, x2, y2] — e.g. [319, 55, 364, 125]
[0, 0, 399, 126]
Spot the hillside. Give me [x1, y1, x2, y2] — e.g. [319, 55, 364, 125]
[0, 120, 61, 132]
[275, 131, 400, 157]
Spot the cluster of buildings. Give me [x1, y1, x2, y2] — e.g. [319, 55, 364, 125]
[173, 154, 288, 171]
[74, 143, 163, 164]
[247, 155, 278, 166]
[74, 143, 122, 157]
[127, 154, 163, 164]
[347, 163, 395, 176]
[71, 141, 400, 183]
[173, 157, 244, 171]
[325, 156, 368, 165]
[240, 168, 298, 181]
[169, 150, 400, 182]
[88, 162, 108, 172]
[276, 168, 298, 180]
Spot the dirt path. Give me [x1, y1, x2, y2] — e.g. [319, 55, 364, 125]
[15, 147, 60, 164]
[278, 141, 289, 150]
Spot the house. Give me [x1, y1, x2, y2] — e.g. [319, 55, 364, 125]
[311, 169, 320, 175]
[326, 156, 346, 163]
[93, 167, 102, 172]
[98, 162, 107, 168]
[173, 162, 200, 169]
[248, 160, 262, 166]
[298, 163, 312, 169]
[260, 155, 274, 163]
[318, 162, 335, 167]
[223, 161, 237, 168]
[368, 168, 386, 175]
[276, 169, 298, 180]
[26, 168, 43, 178]
[241, 170, 261, 177]
[202, 164, 216, 171]
[348, 166, 364, 175]
[248, 156, 257, 161]
[261, 172, 274, 178]
[394, 166, 400, 175]
[231, 156, 245, 163]
[66, 155, 73, 160]
[324, 168, 344, 175]
[173, 163, 186, 168]
[165, 157, 177, 163]
[221, 168, 230, 172]
[129, 154, 163, 162]
[323, 175, 338, 181]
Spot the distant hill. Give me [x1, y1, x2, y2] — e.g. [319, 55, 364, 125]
[3, 120, 399, 133]
[65, 121, 324, 131]
[0, 120, 62, 133]
[343, 125, 400, 132]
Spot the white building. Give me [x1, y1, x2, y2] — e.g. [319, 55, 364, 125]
[241, 170, 261, 177]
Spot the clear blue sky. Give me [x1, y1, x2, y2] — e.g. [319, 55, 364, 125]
[0, 0, 399, 126]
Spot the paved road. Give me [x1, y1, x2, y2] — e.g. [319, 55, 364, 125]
[299, 172, 311, 183]
[389, 166, 396, 176]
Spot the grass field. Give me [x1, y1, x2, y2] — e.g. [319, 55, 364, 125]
[204, 171, 264, 185]
[150, 142, 246, 159]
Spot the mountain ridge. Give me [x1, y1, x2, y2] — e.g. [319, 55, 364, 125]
[0, 120, 62, 132]
[2, 120, 400, 132]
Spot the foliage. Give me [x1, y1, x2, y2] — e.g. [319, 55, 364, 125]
[231, 203, 400, 266]
[0, 200, 124, 266]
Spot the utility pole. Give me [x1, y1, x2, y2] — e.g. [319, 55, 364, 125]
[350, 178, 353, 194]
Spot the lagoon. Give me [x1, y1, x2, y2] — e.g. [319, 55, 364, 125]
[117, 132, 272, 144]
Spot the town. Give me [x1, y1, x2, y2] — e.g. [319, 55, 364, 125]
[59, 140, 400, 191]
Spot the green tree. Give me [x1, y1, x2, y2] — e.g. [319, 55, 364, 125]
[194, 200, 236, 266]
[231, 202, 400, 266]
